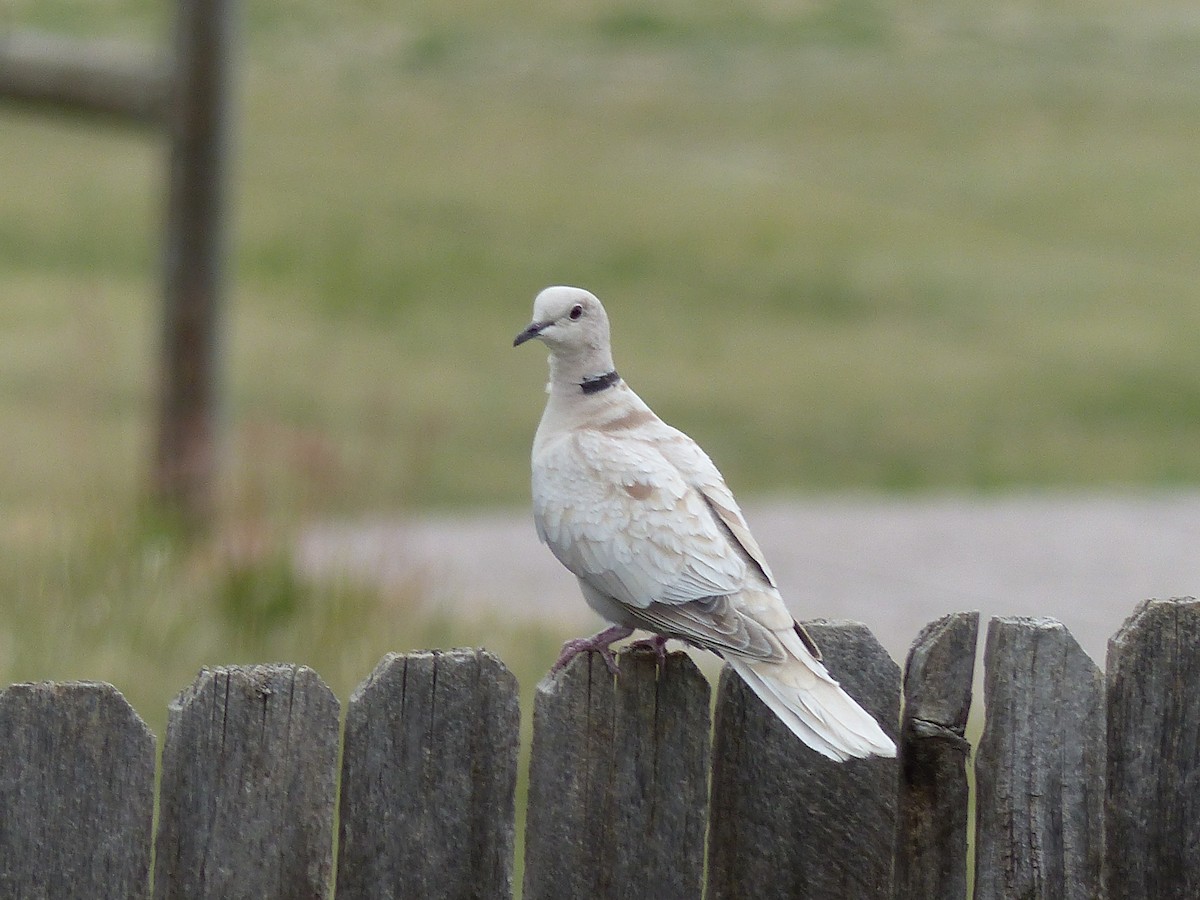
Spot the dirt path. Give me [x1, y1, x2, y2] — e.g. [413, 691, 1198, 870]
[297, 491, 1200, 666]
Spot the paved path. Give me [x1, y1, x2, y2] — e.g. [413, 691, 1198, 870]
[298, 491, 1200, 666]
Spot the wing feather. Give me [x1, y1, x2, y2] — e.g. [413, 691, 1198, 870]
[533, 429, 748, 610]
[651, 426, 778, 588]
[630, 595, 784, 661]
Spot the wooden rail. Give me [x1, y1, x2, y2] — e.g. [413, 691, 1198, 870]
[0, 31, 168, 122]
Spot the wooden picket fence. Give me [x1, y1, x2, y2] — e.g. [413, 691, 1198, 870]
[1, 597, 1197, 899]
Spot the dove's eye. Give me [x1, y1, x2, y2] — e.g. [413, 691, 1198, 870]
[569, 305, 584, 320]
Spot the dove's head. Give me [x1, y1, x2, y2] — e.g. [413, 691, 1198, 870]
[513, 286, 610, 351]
[514, 286, 617, 393]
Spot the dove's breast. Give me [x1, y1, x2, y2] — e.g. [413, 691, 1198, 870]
[531, 429, 671, 553]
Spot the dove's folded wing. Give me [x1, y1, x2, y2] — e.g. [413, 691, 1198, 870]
[533, 428, 783, 659]
[652, 422, 778, 588]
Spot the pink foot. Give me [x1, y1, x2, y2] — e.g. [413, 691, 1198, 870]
[628, 634, 671, 667]
[551, 625, 634, 676]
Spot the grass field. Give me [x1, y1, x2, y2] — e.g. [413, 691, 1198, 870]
[2, 0, 1200, 733]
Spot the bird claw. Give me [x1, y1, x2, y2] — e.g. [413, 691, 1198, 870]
[551, 624, 633, 676]
[551, 638, 620, 676]
[628, 634, 671, 668]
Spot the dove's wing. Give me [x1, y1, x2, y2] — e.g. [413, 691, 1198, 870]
[533, 422, 786, 659]
[652, 422, 778, 587]
[652, 427, 830, 658]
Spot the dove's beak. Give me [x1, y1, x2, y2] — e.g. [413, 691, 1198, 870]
[513, 321, 546, 347]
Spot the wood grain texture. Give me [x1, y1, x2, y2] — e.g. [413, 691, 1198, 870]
[0, 681, 155, 898]
[974, 617, 1104, 900]
[893, 611, 979, 900]
[152, 665, 340, 900]
[1106, 597, 1200, 900]
[707, 620, 901, 900]
[522, 648, 711, 900]
[337, 649, 520, 900]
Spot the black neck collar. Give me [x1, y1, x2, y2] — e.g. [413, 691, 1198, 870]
[580, 370, 620, 395]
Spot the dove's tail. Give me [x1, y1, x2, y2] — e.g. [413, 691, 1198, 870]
[727, 639, 896, 761]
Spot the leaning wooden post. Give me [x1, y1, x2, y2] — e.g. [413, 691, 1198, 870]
[973, 617, 1105, 900]
[337, 649, 521, 899]
[154, 0, 234, 524]
[153, 665, 340, 899]
[1106, 597, 1200, 900]
[893, 611, 979, 900]
[523, 648, 712, 899]
[707, 620, 901, 900]
[0, 682, 155, 898]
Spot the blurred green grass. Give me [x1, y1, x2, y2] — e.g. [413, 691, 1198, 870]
[2, 0, 1200, 728]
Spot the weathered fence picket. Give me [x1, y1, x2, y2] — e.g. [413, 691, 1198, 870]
[973, 617, 1105, 900]
[3, 597, 1200, 898]
[1106, 597, 1200, 900]
[893, 611, 979, 900]
[706, 620, 901, 900]
[152, 665, 340, 900]
[337, 649, 519, 900]
[522, 648, 711, 900]
[0, 682, 155, 899]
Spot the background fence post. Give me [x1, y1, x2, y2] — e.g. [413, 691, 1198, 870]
[893, 611, 979, 900]
[152, 665, 340, 900]
[707, 620, 900, 900]
[336, 649, 520, 900]
[522, 648, 711, 900]
[0, 682, 155, 898]
[973, 617, 1104, 900]
[1106, 596, 1200, 900]
[154, 0, 234, 524]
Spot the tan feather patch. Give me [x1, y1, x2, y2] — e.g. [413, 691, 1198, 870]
[623, 482, 654, 500]
[596, 408, 656, 431]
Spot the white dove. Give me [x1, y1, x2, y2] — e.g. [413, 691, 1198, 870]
[514, 285, 896, 761]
